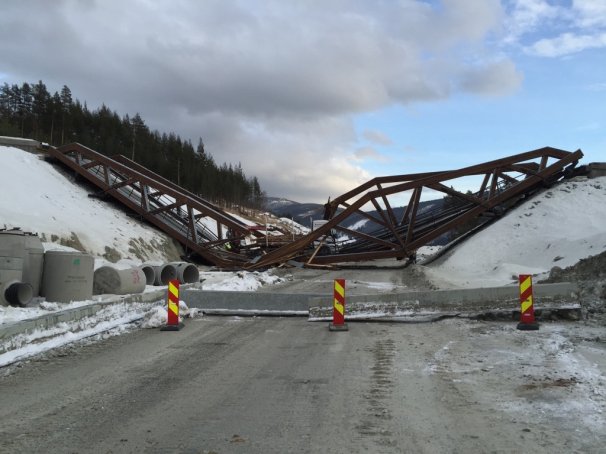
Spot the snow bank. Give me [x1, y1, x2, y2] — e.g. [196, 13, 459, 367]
[426, 177, 606, 288]
[1, 146, 174, 262]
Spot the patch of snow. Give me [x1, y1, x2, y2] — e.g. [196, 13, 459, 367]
[417, 245, 442, 261]
[279, 218, 310, 234]
[349, 218, 369, 231]
[0, 301, 161, 366]
[350, 281, 407, 292]
[199, 270, 283, 291]
[0, 297, 107, 326]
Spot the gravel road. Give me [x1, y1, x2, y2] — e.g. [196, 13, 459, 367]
[0, 317, 604, 453]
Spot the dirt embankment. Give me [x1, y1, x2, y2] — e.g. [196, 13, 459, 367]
[541, 250, 606, 322]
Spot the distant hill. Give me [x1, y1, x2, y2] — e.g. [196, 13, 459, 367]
[264, 196, 448, 243]
[264, 197, 324, 230]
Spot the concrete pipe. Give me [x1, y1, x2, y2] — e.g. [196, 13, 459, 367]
[3, 281, 33, 307]
[169, 262, 200, 284]
[41, 251, 94, 303]
[93, 266, 147, 295]
[0, 230, 25, 257]
[140, 264, 156, 286]
[0, 256, 25, 306]
[153, 263, 178, 286]
[23, 234, 44, 297]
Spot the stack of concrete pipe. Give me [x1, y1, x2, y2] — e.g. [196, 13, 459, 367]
[93, 261, 199, 296]
[0, 231, 97, 306]
[144, 261, 200, 286]
[0, 234, 201, 302]
[0, 230, 42, 307]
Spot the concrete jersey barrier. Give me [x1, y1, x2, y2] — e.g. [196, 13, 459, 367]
[308, 282, 580, 319]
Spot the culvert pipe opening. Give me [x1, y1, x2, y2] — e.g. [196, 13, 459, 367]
[5, 281, 33, 307]
[140, 265, 156, 286]
[155, 264, 178, 286]
[170, 262, 200, 284]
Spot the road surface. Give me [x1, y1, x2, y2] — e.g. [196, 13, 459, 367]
[0, 316, 604, 453]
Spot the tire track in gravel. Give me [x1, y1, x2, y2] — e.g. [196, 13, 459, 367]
[357, 336, 398, 449]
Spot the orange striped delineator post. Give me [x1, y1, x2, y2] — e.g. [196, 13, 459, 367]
[161, 279, 184, 331]
[329, 278, 348, 331]
[517, 274, 539, 331]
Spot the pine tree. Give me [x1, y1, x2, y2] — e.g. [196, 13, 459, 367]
[32, 80, 50, 140]
[59, 85, 72, 144]
[129, 113, 146, 160]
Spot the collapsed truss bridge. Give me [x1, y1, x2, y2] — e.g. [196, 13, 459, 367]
[45, 144, 582, 269]
[247, 146, 583, 269]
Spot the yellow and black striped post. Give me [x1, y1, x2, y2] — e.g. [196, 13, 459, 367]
[329, 278, 348, 331]
[161, 279, 184, 331]
[517, 274, 539, 331]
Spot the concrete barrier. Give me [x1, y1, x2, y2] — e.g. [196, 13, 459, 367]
[181, 288, 322, 313]
[308, 282, 580, 320]
[0, 282, 582, 355]
[0, 288, 169, 350]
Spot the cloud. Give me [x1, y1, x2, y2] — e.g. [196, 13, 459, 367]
[363, 130, 393, 146]
[506, 0, 606, 58]
[575, 121, 601, 132]
[573, 0, 606, 28]
[504, 0, 563, 44]
[459, 59, 524, 95]
[0, 0, 521, 202]
[353, 147, 389, 163]
[527, 32, 606, 57]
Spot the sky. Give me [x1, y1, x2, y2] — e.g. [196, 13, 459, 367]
[1, 0, 605, 203]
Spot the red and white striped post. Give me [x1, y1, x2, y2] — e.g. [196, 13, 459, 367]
[329, 278, 348, 331]
[161, 279, 184, 331]
[517, 274, 539, 331]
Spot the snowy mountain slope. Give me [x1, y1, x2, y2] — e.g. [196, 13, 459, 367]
[426, 176, 606, 288]
[0, 146, 181, 262]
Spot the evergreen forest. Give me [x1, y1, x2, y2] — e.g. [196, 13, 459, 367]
[0, 81, 264, 209]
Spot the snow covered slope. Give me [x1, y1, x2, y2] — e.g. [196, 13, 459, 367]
[426, 176, 606, 288]
[1, 146, 180, 262]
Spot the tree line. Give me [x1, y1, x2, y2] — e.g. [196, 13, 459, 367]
[0, 81, 264, 208]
